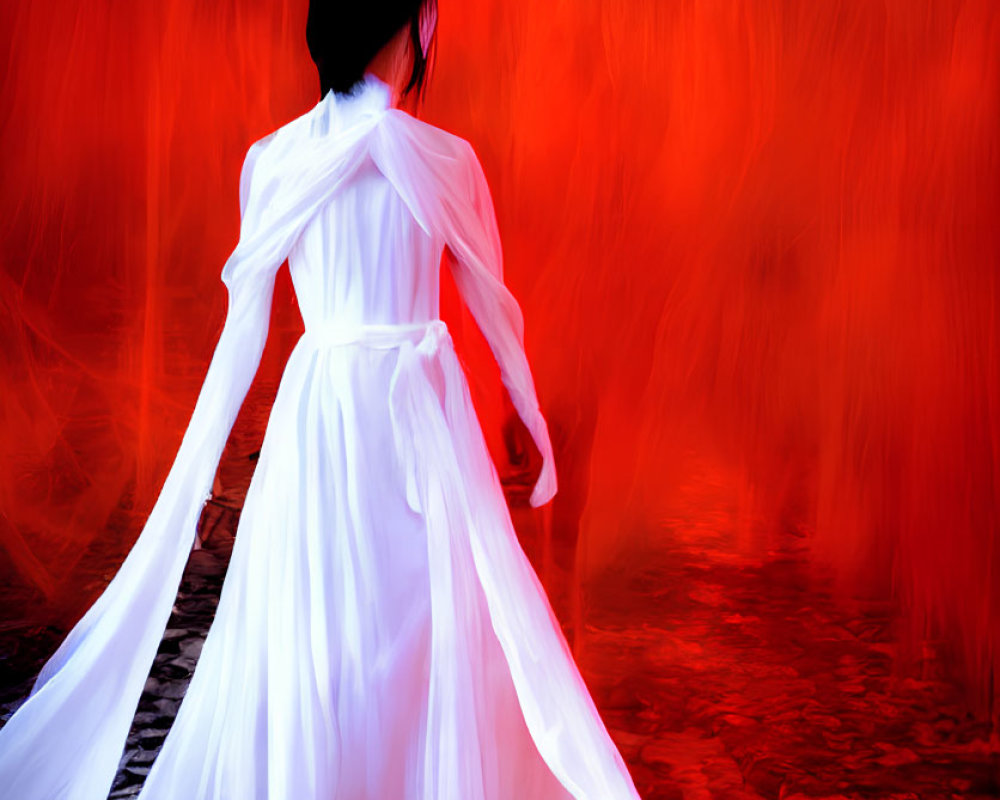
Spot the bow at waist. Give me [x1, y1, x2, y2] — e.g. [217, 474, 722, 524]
[295, 317, 460, 515]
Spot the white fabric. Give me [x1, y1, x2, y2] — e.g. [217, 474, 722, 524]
[0, 71, 640, 800]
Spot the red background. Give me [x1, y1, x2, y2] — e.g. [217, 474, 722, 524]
[1, 0, 997, 716]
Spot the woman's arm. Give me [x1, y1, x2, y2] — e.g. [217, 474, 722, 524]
[0, 137, 281, 800]
[172, 136, 278, 519]
[444, 141, 557, 507]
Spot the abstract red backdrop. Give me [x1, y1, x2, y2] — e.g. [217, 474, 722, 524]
[1, 1, 997, 714]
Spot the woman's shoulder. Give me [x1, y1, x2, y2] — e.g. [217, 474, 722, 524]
[383, 108, 476, 161]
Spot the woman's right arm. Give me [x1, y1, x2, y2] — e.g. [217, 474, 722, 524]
[443, 141, 557, 507]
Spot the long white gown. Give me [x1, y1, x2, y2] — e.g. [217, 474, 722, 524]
[0, 71, 641, 800]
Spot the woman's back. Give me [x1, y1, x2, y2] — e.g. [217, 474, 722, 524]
[290, 155, 443, 327]
[289, 73, 444, 328]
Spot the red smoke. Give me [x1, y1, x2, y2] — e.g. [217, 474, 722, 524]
[1, 0, 997, 715]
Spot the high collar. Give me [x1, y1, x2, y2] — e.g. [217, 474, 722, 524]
[276, 71, 395, 146]
[320, 71, 394, 124]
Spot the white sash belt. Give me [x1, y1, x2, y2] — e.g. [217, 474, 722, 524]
[298, 319, 446, 350]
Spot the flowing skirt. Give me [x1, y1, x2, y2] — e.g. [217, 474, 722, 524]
[0, 319, 639, 800]
[136, 321, 576, 799]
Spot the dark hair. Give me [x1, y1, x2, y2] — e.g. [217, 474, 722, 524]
[306, 1, 438, 105]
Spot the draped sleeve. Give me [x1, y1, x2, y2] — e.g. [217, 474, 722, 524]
[0, 136, 282, 800]
[179, 133, 280, 503]
[443, 141, 557, 507]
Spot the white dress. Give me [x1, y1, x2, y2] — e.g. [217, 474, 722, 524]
[0, 72, 640, 800]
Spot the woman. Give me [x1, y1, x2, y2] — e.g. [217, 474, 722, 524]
[0, 2, 641, 798]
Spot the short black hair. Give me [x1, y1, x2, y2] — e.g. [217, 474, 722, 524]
[306, 1, 438, 104]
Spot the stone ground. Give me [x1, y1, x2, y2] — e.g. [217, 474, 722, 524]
[1, 447, 997, 799]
